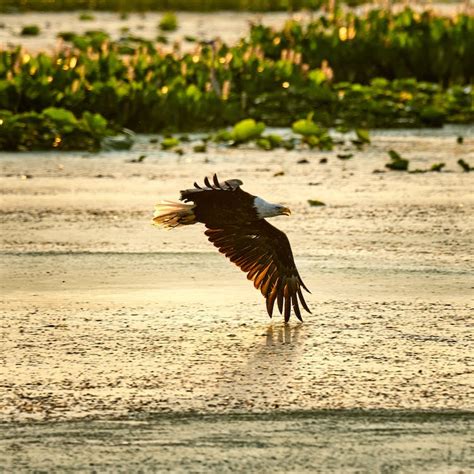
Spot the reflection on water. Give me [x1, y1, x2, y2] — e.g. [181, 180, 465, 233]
[246, 324, 306, 380]
[213, 322, 308, 406]
[265, 323, 303, 346]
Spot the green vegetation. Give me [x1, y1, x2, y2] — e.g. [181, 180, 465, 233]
[193, 143, 206, 153]
[0, 0, 360, 13]
[161, 136, 180, 149]
[20, 25, 40, 36]
[79, 12, 95, 20]
[0, 107, 113, 151]
[231, 118, 265, 143]
[292, 117, 321, 136]
[256, 134, 283, 150]
[158, 12, 178, 32]
[386, 150, 409, 171]
[0, 8, 472, 152]
[249, 9, 474, 85]
[1, 18, 470, 138]
[429, 162, 445, 172]
[355, 128, 370, 145]
[409, 162, 446, 173]
[292, 115, 333, 150]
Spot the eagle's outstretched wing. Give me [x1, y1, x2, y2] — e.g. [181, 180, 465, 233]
[205, 220, 311, 322]
[180, 175, 243, 202]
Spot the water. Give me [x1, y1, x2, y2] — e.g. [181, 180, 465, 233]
[1, 127, 472, 471]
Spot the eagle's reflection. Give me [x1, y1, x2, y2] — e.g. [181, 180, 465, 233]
[210, 322, 308, 408]
[245, 322, 306, 379]
[265, 323, 303, 346]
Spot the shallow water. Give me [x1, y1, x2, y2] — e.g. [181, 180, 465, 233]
[1, 411, 472, 472]
[1, 126, 473, 470]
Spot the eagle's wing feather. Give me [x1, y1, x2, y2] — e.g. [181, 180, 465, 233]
[205, 220, 310, 322]
[182, 174, 243, 201]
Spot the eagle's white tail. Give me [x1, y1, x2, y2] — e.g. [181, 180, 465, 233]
[152, 201, 196, 228]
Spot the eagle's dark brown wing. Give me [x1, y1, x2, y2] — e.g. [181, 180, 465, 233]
[180, 174, 244, 202]
[205, 220, 310, 322]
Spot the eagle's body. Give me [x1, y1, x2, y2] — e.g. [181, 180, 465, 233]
[153, 175, 310, 322]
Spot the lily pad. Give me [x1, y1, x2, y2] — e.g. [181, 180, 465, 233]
[292, 118, 321, 137]
[256, 137, 272, 151]
[161, 137, 180, 150]
[213, 129, 233, 143]
[231, 119, 265, 143]
[354, 128, 371, 144]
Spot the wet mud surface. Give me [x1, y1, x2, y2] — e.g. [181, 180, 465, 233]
[1, 411, 472, 472]
[1, 127, 473, 470]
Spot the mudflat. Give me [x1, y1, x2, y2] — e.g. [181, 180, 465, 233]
[1, 127, 473, 471]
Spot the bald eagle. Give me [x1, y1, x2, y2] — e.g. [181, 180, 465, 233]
[153, 174, 310, 322]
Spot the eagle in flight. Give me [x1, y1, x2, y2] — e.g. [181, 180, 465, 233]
[153, 174, 310, 322]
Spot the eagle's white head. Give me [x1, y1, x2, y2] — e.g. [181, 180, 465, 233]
[254, 197, 291, 219]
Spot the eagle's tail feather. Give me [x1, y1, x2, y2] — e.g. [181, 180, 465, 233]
[153, 201, 196, 229]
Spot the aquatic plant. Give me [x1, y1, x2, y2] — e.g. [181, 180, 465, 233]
[0, 8, 472, 150]
[429, 163, 445, 172]
[386, 150, 409, 171]
[354, 128, 370, 145]
[292, 118, 322, 137]
[193, 143, 206, 153]
[231, 119, 265, 143]
[249, 9, 474, 85]
[457, 159, 472, 172]
[20, 25, 40, 36]
[161, 136, 180, 149]
[79, 12, 95, 21]
[409, 163, 446, 173]
[57, 31, 76, 41]
[257, 134, 284, 150]
[159, 12, 178, 32]
[292, 116, 333, 150]
[0, 107, 113, 151]
[0, 0, 352, 13]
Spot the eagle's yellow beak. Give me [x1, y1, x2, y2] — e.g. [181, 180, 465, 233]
[281, 207, 291, 216]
